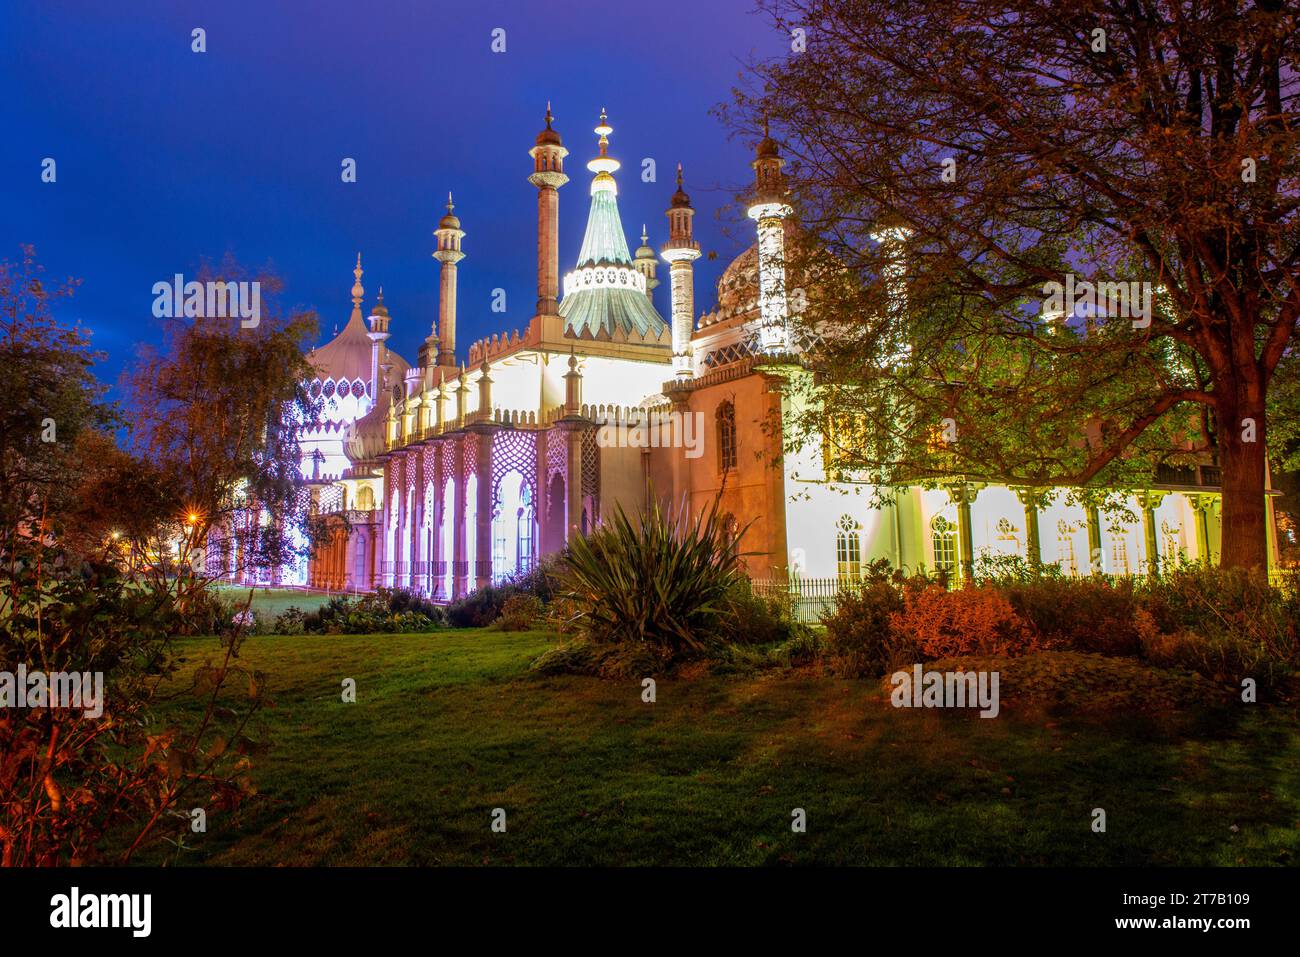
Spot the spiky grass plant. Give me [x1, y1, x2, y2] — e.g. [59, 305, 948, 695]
[558, 496, 750, 656]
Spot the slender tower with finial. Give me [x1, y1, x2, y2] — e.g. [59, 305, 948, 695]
[528, 102, 569, 316]
[633, 224, 659, 303]
[661, 164, 701, 378]
[433, 192, 465, 368]
[366, 268, 392, 402]
[746, 117, 793, 354]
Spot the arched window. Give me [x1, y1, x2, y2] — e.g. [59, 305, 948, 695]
[1110, 536, 1129, 575]
[716, 401, 737, 473]
[931, 515, 957, 576]
[357, 485, 375, 511]
[835, 515, 862, 583]
[517, 484, 535, 574]
[1161, 520, 1182, 567]
[1056, 519, 1077, 576]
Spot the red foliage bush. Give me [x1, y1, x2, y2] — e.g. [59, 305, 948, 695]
[890, 584, 1038, 659]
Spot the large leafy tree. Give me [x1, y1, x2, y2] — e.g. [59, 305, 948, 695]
[726, 0, 1299, 568]
[123, 262, 325, 605]
[0, 250, 263, 865]
[0, 247, 117, 539]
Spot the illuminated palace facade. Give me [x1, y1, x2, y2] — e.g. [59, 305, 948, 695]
[214, 108, 1265, 596]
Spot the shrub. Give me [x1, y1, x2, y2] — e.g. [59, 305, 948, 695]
[997, 576, 1142, 656]
[915, 651, 1233, 714]
[1134, 567, 1300, 695]
[0, 541, 259, 865]
[446, 584, 513, 628]
[446, 557, 564, 628]
[556, 496, 748, 656]
[273, 605, 306, 635]
[177, 585, 239, 635]
[384, 588, 446, 621]
[495, 593, 543, 631]
[299, 589, 445, 634]
[529, 639, 664, 679]
[822, 579, 909, 677]
[720, 578, 803, 646]
[891, 584, 1038, 659]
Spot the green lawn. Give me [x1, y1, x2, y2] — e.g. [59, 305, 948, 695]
[213, 585, 338, 618]
[146, 630, 1300, 866]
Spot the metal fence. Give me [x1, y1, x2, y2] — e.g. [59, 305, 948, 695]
[752, 577, 843, 624]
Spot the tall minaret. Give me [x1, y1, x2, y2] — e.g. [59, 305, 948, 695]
[433, 193, 465, 368]
[528, 103, 569, 316]
[633, 225, 659, 303]
[661, 164, 700, 378]
[745, 119, 793, 354]
[364, 261, 391, 400]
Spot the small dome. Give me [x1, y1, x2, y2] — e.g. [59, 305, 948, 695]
[309, 311, 409, 385]
[437, 193, 462, 231]
[344, 391, 391, 464]
[669, 163, 691, 209]
[536, 103, 562, 146]
[756, 135, 780, 160]
[634, 225, 656, 260]
[716, 244, 759, 313]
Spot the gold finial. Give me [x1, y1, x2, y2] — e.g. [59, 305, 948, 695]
[641, 224, 648, 244]
[352, 252, 364, 307]
[447, 191, 454, 214]
[595, 107, 612, 157]
[545, 101, 554, 128]
[676, 162, 683, 188]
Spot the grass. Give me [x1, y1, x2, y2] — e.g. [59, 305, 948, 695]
[141, 630, 1300, 866]
[213, 585, 338, 618]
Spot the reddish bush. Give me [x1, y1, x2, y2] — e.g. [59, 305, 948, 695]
[890, 584, 1038, 659]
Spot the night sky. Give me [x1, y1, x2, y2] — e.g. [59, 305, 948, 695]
[3, 1, 786, 391]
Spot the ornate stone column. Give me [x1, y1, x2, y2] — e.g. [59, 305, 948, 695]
[1078, 489, 1105, 574]
[947, 481, 983, 585]
[430, 442, 444, 599]
[1191, 493, 1215, 564]
[453, 438, 468, 598]
[534, 428, 550, 561]
[1137, 490, 1167, 575]
[475, 429, 495, 589]
[1014, 487, 1055, 568]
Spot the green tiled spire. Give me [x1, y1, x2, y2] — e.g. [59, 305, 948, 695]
[576, 187, 633, 267]
[559, 110, 668, 340]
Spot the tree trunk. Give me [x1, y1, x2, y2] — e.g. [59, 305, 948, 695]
[1216, 389, 1270, 570]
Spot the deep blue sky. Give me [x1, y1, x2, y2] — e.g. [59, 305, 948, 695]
[3, 0, 785, 390]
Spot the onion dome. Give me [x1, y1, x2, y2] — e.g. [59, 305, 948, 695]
[344, 392, 390, 464]
[438, 192, 461, 230]
[716, 245, 760, 313]
[669, 163, 692, 209]
[755, 114, 780, 159]
[634, 225, 656, 262]
[535, 101, 562, 147]
[557, 110, 668, 339]
[308, 254, 410, 387]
